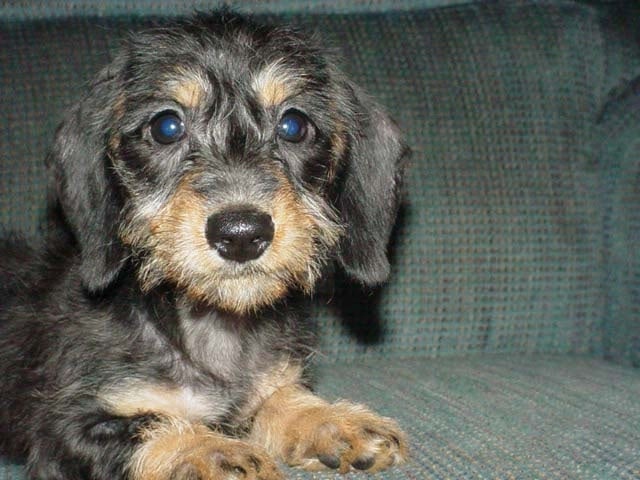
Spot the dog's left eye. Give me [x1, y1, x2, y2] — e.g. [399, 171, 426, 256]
[276, 110, 309, 143]
[150, 111, 186, 144]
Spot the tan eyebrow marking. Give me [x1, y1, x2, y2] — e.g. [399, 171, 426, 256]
[168, 70, 210, 108]
[251, 61, 303, 107]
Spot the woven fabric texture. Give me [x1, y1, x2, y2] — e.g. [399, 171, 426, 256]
[3, 2, 637, 364]
[310, 2, 607, 362]
[0, 0, 469, 20]
[1, 355, 639, 479]
[598, 85, 640, 368]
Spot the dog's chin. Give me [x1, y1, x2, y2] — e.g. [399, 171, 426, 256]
[181, 272, 295, 315]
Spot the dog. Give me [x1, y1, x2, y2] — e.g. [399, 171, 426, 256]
[0, 11, 408, 480]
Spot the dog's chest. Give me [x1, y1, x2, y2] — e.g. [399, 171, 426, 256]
[178, 309, 246, 380]
[101, 309, 275, 425]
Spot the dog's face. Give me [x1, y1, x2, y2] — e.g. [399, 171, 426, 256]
[48, 13, 406, 313]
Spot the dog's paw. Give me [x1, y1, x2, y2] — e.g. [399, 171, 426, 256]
[168, 441, 283, 480]
[131, 422, 283, 480]
[282, 401, 407, 473]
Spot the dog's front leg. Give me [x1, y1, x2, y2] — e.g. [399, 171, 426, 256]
[249, 385, 408, 474]
[126, 417, 282, 480]
[26, 413, 282, 480]
[25, 412, 158, 480]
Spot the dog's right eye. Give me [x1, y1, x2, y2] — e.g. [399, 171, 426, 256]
[150, 111, 186, 144]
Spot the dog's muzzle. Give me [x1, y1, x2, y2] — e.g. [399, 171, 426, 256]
[205, 208, 274, 263]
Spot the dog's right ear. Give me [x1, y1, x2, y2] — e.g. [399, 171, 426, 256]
[46, 58, 128, 293]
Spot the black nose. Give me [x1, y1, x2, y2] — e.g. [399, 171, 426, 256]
[206, 209, 274, 263]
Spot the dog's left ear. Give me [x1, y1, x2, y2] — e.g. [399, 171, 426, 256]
[335, 84, 408, 286]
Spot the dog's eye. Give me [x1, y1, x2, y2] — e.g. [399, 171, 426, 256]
[150, 111, 186, 144]
[276, 110, 309, 143]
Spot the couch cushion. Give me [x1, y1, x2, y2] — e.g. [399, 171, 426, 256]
[301, 356, 640, 479]
[2, 355, 639, 478]
[310, 1, 625, 361]
[597, 83, 640, 368]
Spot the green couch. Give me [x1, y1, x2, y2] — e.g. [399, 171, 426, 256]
[1, 1, 639, 478]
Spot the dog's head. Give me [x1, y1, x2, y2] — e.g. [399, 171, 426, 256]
[47, 12, 406, 313]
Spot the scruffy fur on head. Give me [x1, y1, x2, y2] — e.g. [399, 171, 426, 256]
[0, 11, 407, 480]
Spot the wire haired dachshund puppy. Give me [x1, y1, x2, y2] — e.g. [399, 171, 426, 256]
[0, 11, 408, 480]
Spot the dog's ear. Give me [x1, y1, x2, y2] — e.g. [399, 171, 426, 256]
[335, 84, 407, 286]
[46, 59, 127, 293]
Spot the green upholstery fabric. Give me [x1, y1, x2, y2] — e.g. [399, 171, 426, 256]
[303, 356, 640, 479]
[0, 0, 465, 20]
[598, 85, 640, 368]
[2, 0, 640, 478]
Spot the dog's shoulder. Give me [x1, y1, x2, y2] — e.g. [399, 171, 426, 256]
[0, 234, 45, 299]
[0, 227, 80, 310]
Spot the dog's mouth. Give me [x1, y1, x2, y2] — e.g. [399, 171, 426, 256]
[172, 242, 327, 314]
